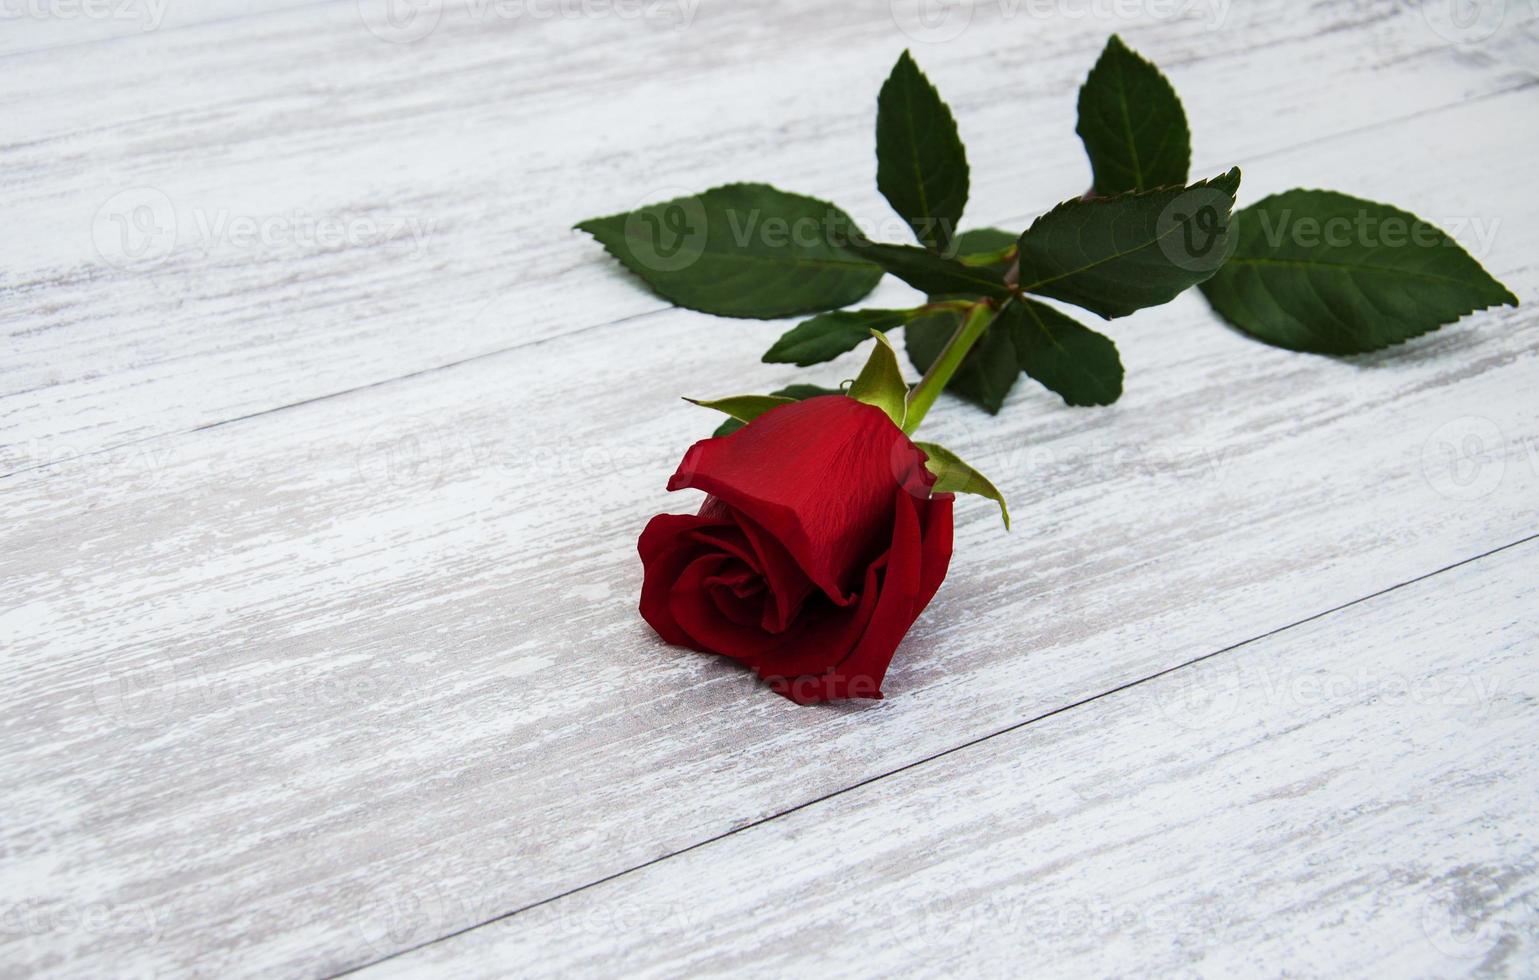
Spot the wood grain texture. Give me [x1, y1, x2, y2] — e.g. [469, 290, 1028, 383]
[5, 89, 1538, 974]
[2, 0, 1536, 472]
[3, 2, 1538, 977]
[368, 537, 1539, 978]
[0, 0, 319, 58]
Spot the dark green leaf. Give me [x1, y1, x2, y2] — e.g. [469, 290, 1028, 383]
[1016, 168, 1240, 318]
[876, 51, 970, 253]
[906, 308, 1019, 414]
[762, 308, 918, 366]
[953, 227, 1019, 273]
[847, 331, 909, 426]
[712, 385, 841, 437]
[953, 227, 1018, 261]
[576, 183, 881, 319]
[773, 383, 842, 400]
[1199, 190, 1519, 354]
[1076, 34, 1191, 196]
[1004, 300, 1124, 406]
[915, 441, 1010, 529]
[846, 241, 1012, 299]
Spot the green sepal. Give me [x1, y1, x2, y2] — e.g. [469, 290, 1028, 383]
[686, 394, 796, 425]
[710, 385, 842, 437]
[915, 442, 1010, 529]
[847, 330, 909, 427]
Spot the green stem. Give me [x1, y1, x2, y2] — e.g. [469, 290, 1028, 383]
[902, 300, 1003, 434]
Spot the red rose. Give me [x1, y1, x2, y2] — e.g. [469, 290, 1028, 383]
[638, 395, 954, 704]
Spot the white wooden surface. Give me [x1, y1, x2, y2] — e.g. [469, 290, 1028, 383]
[2, 2, 1537, 978]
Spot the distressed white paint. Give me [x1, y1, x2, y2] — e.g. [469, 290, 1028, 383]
[370, 538, 1539, 978]
[2, 1, 1537, 978]
[2, 0, 1536, 471]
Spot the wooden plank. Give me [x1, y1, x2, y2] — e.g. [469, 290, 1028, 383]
[2, 83, 1536, 974]
[363, 537, 1539, 978]
[0, 0, 316, 58]
[4, 0, 1536, 471]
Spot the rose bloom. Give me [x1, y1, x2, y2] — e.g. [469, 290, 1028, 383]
[637, 395, 954, 704]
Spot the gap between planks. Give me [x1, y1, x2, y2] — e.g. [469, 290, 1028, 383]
[327, 529, 1539, 978]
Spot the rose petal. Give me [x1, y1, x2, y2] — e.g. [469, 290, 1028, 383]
[761, 489, 920, 703]
[638, 512, 728, 648]
[668, 396, 936, 604]
[704, 564, 764, 628]
[730, 508, 817, 633]
[753, 561, 883, 682]
[915, 493, 954, 613]
[669, 555, 780, 661]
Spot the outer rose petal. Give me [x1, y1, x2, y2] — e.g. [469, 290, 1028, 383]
[760, 488, 954, 705]
[668, 397, 936, 603]
[638, 512, 728, 649]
